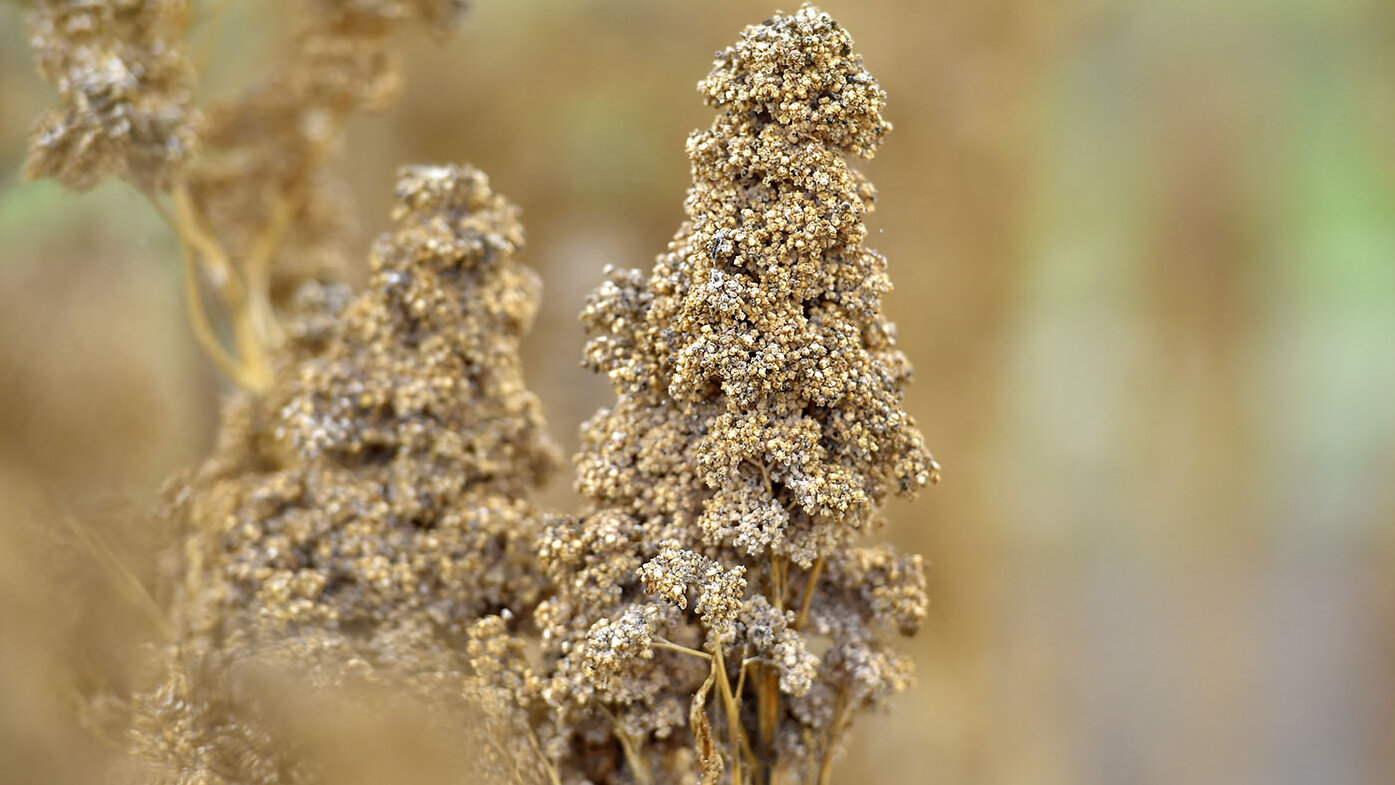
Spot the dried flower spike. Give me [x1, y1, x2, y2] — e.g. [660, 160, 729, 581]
[522, 5, 938, 783]
[131, 164, 559, 785]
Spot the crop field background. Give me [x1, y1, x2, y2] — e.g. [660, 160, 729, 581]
[1, 1, 1393, 783]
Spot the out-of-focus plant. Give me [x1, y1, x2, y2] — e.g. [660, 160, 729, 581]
[20, 0, 466, 389]
[129, 163, 561, 785]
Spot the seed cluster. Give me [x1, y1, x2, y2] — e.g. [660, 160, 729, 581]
[24, 0, 197, 192]
[22, 0, 467, 302]
[477, 6, 939, 782]
[130, 165, 559, 784]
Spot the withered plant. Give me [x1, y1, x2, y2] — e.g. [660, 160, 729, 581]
[18, 2, 938, 784]
[129, 164, 560, 785]
[469, 6, 939, 785]
[22, 0, 467, 389]
[20, 1, 565, 783]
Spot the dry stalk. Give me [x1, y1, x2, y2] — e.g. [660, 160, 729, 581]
[794, 556, 825, 632]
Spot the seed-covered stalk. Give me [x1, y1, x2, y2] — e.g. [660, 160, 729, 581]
[130, 165, 560, 785]
[535, 5, 938, 783]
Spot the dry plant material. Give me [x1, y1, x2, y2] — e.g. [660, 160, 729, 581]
[21, 3, 939, 783]
[473, 6, 939, 783]
[23, 0, 196, 193]
[130, 165, 560, 785]
[21, 0, 468, 390]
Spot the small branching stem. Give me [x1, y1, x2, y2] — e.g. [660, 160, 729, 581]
[793, 556, 824, 632]
[177, 233, 261, 388]
[526, 727, 562, 785]
[770, 554, 787, 612]
[166, 185, 271, 389]
[241, 184, 297, 346]
[756, 664, 779, 785]
[655, 638, 712, 661]
[711, 643, 748, 785]
[605, 710, 652, 785]
[241, 115, 343, 347]
[735, 655, 753, 702]
[163, 183, 278, 390]
[815, 687, 849, 785]
[168, 185, 238, 302]
[58, 512, 170, 638]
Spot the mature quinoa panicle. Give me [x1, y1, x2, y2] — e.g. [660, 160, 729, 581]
[508, 5, 940, 783]
[176, 163, 559, 641]
[23, 0, 197, 192]
[130, 165, 559, 784]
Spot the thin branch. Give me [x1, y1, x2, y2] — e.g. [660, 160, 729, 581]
[712, 644, 745, 785]
[770, 554, 787, 612]
[166, 184, 271, 389]
[802, 726, 822, 785]
[177, 234, 258, 388]
[793, 556, 824, 632]
[603, 706, 652, 785]
[58, 511, 171, 638]
[526, 725, 562, 785]
[735, 655, 753, 702]
[240, 183, 298, 343]
[654, 638, 712, 661]
[756, 664, 779, 785]
[169, 184, 239, 303]
[238, 110, 343, 347]
[816, 686, 848, 785]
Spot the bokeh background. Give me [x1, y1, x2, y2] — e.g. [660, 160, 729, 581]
[2, 1, 1393, 783]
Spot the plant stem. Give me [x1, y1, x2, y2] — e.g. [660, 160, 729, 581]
[606, 710, 652, 785]
[816, 687, 848, 785]
[177, 232, 261, 388]
[793, 556, 824, 632]
[525, 726, 562, 785]
[712, 643, 746, 785]
[166, 184, 272, 390]
[756, 664, 779, 785]
[655, 638, 713, 661]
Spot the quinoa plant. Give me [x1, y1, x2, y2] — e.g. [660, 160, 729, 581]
[128, 164, 559, 785]
[16, 3, 937, 784]
[471, 7, 939, 784]
[21, 0, 467, 389]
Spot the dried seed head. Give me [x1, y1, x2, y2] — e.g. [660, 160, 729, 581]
[699, 4, 890, 157]
[23, 0, 198, 192]
[639, 543, 748, 639]
[542, 6, 937, 782]
[182, 162, 556, 642]
[132, 165, 558, 784]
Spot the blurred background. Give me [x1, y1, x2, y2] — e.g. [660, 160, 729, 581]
[2, 1, 1393, 783]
